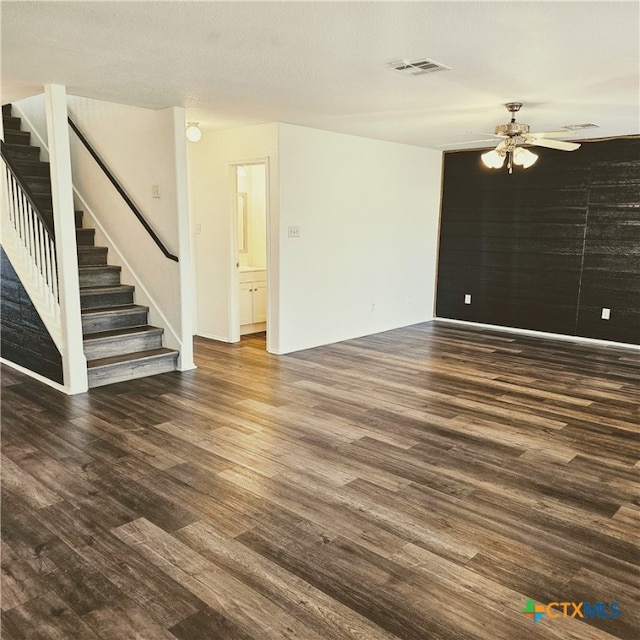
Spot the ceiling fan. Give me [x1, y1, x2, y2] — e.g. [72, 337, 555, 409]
[480, 102, 581, 173]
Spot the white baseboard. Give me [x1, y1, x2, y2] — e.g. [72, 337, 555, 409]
[434, 318, 640, 351]
[240, 322, 266, 336]
[0, 358, 73, 394]
[195, 332, 237, 343]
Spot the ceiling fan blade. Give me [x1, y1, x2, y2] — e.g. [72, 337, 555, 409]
[437, 138, 497, 148]
[527, 130, 576, 139]
[528, 138, 581, 151]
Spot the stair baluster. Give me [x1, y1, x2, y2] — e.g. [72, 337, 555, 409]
[1, 143, 61, 342]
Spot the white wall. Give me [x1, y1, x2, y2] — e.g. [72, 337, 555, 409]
[189, 121, 441, 355]
[11, 93, 50, 162]
[277, 123, 442, 353]
[64, 95, 194, 368]
[188, 123, 279, 346]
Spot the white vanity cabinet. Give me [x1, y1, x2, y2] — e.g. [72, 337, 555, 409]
[239, 269, 266, 333]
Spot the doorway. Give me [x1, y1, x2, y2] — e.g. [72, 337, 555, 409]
[233, 163, 268, 342]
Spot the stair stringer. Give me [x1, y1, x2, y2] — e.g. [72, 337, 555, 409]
[72, 188, 184, 360]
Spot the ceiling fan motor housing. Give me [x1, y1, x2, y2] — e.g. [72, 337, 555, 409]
[495, 122, 530, 137]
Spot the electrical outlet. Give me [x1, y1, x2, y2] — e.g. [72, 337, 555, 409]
[196, 224, 202, 235]
[464, 294, 472, 304]
[152, 185, 160, 198]
[288, 226, 301, 238]
[601, 307, 610, 320]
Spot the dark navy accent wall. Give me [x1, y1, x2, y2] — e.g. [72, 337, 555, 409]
[436, 137, 640, 345]
[1, 246, 64, 383]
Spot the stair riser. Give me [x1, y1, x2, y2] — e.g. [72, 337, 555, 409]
[33, 195, 53, 210]
[78, 248, 108, 266]
[4, 146, 40, 162]
[81, 290, 134, 310]
[3, 116, 21, 130]
[79, 269, 121, 287]
[76, 229, 96, 246]
[4, 130, 30, 145]
[24, 179, 51, 196]
[88, 353, 177, 388]
[15, 162, 50, 177]
[82, 310, 148, 334]
[41, 211, 84, 228]
[84, 332, 163, 361]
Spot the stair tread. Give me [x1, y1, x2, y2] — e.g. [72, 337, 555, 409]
[80, 284, 134, 293]
[87, 347, 178, 369]
[16, 169, 51, 179]
[14, 160, 49, 168]
[84, 325, 162, 342]
[41, 209, 83, 215]
[5, 131, 30, 142]
[81, 304, 148, 316]
[78, 265, 121, 271]
[3, 143, 38, 151]
[3, 116, 21, 129]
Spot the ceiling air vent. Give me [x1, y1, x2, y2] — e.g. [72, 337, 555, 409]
[389, 58, 451, 76]
[563, 123, 600, 131]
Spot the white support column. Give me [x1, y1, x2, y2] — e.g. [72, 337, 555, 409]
[45, 84, 88, 393]
[172, 107, 196, 371]
[0, 107, 5, 238]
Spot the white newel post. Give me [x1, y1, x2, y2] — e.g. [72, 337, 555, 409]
[172, 107, 196, 371]
[45, 84, 88, 393]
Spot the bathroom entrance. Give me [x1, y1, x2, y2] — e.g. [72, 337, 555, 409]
[234, 163, 268, 340]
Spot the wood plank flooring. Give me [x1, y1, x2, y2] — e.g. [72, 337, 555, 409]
[1, 322, 639, 640]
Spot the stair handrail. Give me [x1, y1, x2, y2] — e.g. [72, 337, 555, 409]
[67, 117, 179, 262]
[1, 140, 61, 341]
[1, 140, 54, 235]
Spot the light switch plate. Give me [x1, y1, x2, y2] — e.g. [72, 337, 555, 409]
[288, 226, 301, 238]
[464, 294, 471, 304]
[601, 307, 610, 320]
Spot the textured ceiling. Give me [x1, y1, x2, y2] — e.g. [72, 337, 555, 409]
[2, 1, 639, 149]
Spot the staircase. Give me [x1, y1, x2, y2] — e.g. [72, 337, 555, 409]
[2, 104, 179, 388]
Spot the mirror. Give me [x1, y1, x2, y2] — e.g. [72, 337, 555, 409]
[237, 192, 248, 253]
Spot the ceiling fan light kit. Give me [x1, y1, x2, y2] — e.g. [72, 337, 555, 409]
[513, 147, 538, 168]
[481, 102, 579, 174]
[481, 148, 506, 169]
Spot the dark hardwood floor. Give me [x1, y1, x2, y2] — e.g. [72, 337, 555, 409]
[1, 322, 639, 640]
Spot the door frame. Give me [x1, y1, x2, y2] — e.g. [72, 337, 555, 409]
[227, 158, 272, 349]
